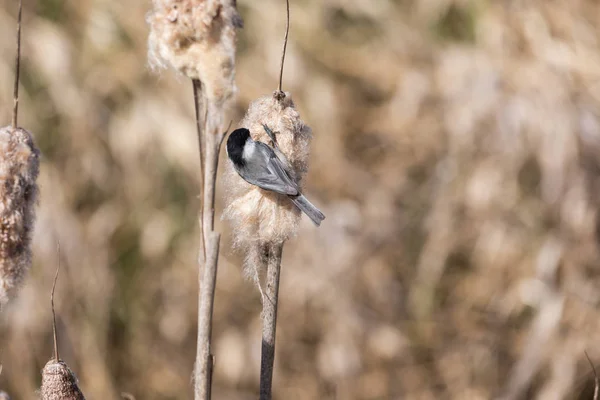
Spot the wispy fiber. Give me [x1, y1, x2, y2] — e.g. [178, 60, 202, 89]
[0, 0, 39, 310]
[223, 93, 312, 284]
[223, 2, 313, 398]
[147, 0, 242, 108]
[0, 126, 40, 308]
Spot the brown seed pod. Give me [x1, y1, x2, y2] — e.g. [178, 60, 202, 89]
[40, 360, 85, 400]
[147, 0, 242, 108]
[0, 126, 40, 309]
[223, 92, 312, 281]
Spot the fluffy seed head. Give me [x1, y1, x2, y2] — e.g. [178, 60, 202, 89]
[0, 126, 39, 309]
[147, 0, 242, 107]
[223, 93, 312, 279]
[40, 360, 85, 400]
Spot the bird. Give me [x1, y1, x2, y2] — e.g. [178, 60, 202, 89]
[226, 125, 325, 226]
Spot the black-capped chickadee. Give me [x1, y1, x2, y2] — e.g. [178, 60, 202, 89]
[226, 125, 326, 226]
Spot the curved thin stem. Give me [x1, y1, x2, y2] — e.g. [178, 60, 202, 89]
[52, 242, 61, 362]
[276, 0, 290, 95]
[586, 351, 599, 400]
[12, 0, 23, 129]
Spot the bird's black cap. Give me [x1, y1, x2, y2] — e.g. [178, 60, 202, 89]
[227, 128, 250, 167]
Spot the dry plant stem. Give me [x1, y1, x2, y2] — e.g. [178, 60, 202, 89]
[52, 244, 61, 362]
[194, 108, 227, 400]
[274, 0, 290, 101]
[259, 2, 290, 397]
[259, 243, 284, 400]
[196, 232, 220, 400]
[193, 79, 206, 260]
[12, 0, 22, 129]
[586, 351, 599, 400]
[277, 0, 290, 94]
[203, 121, 222, 234]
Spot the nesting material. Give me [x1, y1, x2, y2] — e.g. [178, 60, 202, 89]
[40, 360, 85, 400]
[0, 126, 39, 309]
[223, 93, 312, 280]
[147, 0, 242, 107]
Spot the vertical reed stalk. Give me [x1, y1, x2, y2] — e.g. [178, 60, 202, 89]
[146, 2, 241, 397]
[0, 0, 40, 311]
[258, 2, 290, 398]
[40, 248, 86, 400]
[12, 0, 22, 129]
[194, 99, 228, 400]
[259, 243, 284, 400]
[52, 243, 61, 363]
[195, 231, 220, 400]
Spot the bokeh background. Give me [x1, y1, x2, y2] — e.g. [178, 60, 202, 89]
[1, 0, 600, 399]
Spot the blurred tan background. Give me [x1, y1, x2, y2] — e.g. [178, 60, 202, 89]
[1, 0, 600, 399]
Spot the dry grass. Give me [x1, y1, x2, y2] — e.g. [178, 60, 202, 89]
[1, 0, 600, 399]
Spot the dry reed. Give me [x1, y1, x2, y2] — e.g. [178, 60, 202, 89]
[0, 0, 40, 310]
[222, 1, 321, 398]
[147, 1, 242, 398]
[40, 248, 86, 400]
[40, 361, 85, 400]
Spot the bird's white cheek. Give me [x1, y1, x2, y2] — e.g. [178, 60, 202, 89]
[243, 141, 255, 160]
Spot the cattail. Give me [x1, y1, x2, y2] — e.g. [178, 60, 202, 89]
[223, 92, 312, 283]
[0, 391, 11, 400]
[147, 0, 242, 108]
[148, 1, 243, 398]
[40, 360, 85, 400]
[38, 244, 85, 400]
[0, 126, 40, 309]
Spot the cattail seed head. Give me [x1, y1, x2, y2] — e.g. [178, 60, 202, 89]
[223, 93, 312, 279]
[147, 0, 242, 107]
[40, 360, 85, 400]
[0, 126, 39, 309]
[0, 391, 11, 400]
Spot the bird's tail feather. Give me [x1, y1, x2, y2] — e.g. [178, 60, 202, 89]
[291, 194, 325, 226]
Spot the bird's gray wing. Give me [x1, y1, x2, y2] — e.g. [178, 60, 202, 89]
[245, 142, 299, 196]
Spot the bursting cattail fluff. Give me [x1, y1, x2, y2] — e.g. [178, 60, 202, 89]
[223, 93, 312, 280]
[0, 126, 39, 309]
[40, 360, 85, 400]
[147, 0, 242, 107]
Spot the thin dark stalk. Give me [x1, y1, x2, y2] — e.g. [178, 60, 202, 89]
[275, 0, 290, 97]
[193, 79, 206, 260]
[52, 242, 61, 362]
[259, 243, 284, 400]
[12, 0, 23, 129]
[259, 2, 291, 397]
[586, 351, 599, 400]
